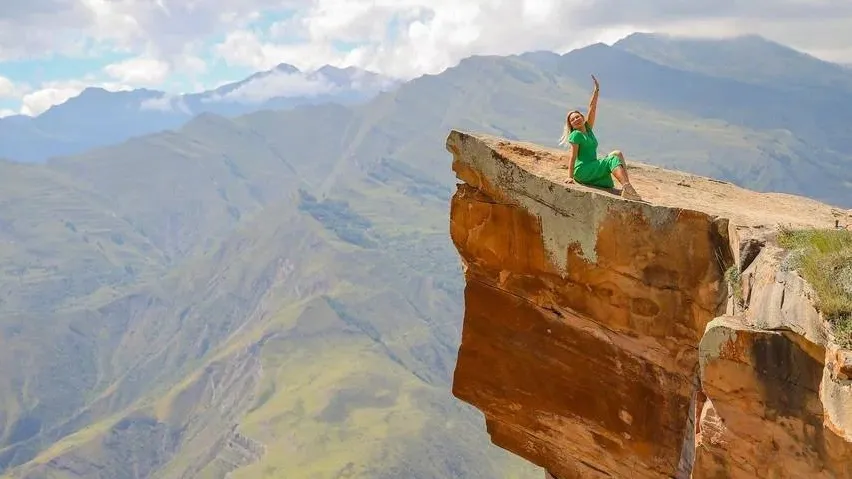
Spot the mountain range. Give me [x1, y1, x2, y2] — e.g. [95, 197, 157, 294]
[0, 33, 850, 478]
[0, 64, 397, 163]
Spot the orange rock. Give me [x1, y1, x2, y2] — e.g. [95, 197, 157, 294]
[446, 130, 852, 478]
[695, 319, 852, 478]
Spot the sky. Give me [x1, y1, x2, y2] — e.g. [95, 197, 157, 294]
[1, 0, 851, 118]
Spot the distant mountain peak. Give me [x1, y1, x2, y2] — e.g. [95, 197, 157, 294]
[313, 65, 388, 88]
[73, 86, 160, 101]
[0, 58, 397, 163]
[316, 65, 371, 76]
[317, 65, 349, 73]
[612, 31, 852, 94]
[613, 31, 844, 65]
[273, 63, 300, 74]
[79, 86, 110, 96]
[613, 31, 679, 46]
[578, 42, 611, 53]
[615, 32, 791, 52]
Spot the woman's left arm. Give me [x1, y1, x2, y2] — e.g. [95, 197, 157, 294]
[587, 75, 600, 128]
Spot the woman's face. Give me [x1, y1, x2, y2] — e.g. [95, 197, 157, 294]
[568, 111, 585, 129]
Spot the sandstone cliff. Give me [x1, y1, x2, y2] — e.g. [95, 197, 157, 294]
[446, 129, 852, 478]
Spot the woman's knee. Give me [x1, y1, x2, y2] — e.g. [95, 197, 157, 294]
[609, 150, 624, 159]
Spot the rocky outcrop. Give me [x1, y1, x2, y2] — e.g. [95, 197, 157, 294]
[445, 129, 852, 478]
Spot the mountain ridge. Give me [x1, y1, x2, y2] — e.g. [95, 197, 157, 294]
[613, 32, 852, 92]
[0, 64, 398, 163]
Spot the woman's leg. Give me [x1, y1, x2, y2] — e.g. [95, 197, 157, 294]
[611, 150, 627, 167]
[608, 150, 631, 185]
[606, 150, 641, 200]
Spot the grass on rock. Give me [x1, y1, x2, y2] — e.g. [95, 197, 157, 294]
[778, 227, 852, 345]
[724, 265, 745, 309]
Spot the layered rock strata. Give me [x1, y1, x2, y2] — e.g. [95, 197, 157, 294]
[446, 129, 852, 478]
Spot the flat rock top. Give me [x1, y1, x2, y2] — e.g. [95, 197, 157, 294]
[463, 131, 851, 230]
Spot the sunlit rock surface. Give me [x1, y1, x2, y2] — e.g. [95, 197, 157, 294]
[445, 129, 852, 478]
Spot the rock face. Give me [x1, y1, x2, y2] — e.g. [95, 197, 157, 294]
[445, 129, 852, 478]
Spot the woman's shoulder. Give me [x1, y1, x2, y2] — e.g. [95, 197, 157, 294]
[569, 127, 591, 139]
[568, 129, 584, 142]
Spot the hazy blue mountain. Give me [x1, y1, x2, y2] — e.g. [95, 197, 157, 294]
[613, 32, 852, 92]
[540, 41, 852, 151]
[0, 64, 398, 163]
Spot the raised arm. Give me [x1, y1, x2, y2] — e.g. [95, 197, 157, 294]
[586, 75, 600, 129]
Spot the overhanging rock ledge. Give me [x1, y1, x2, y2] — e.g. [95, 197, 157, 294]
[446, 129, 852, 478]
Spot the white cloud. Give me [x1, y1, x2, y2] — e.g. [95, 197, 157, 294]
[0, 77, 15, 98]
[215, 29, 344, 72]
[209, 1, 612, 79]
[0, 109, 17, 118]
[214, 30, 273, 70]
[206, 0, 852, 81]
[812, 45, 852, 64]
[176, 54, 208, 76]
[207, 70, 338, 104]
[0, 2, 846, 59]
[139, 93, 192, 113]
[19, 84, 85, 116]
[0, 0, 294, 59]
[0, 76, 30, 99]
[2, 0, 852, 100]
[18, 79, 131, 116]
[103, 56, 171, 86]
[0, 0, 92, 60]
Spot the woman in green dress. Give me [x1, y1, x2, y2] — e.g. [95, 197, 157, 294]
[559, 75, 642, 201]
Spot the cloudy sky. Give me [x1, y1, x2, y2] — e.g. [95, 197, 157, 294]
[1, 0, 851, 117]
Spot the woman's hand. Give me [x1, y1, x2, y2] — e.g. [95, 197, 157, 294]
[566, 177, 575, 184]
[591, 74, 599, 92]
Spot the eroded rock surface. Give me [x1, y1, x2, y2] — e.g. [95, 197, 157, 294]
[445, 129, 852, 478]
[696, 318, 852, 478]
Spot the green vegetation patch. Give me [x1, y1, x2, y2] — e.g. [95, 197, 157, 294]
[724, 265, 744, 308]
[778, 227, 852, 345]
[297, 190, 377, 248]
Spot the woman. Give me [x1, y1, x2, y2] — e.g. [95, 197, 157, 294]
[559, 75, 641, 201]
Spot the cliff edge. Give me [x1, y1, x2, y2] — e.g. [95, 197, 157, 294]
[446, 129, 852, 478]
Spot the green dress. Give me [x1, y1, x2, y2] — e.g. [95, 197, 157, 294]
[567, 122, 623, 188]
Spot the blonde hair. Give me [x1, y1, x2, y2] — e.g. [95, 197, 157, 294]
[558, 110, 582, 147]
